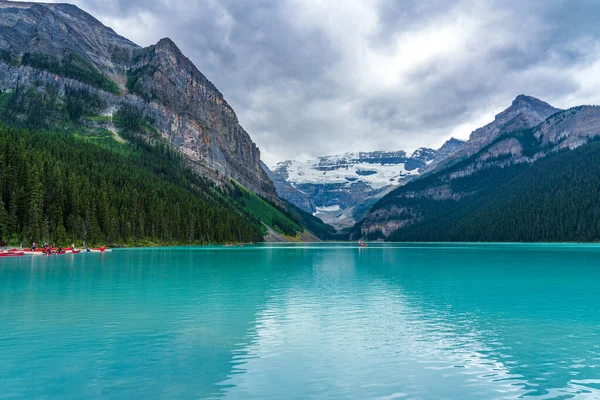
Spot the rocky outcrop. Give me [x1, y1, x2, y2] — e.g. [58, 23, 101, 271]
[0, 1, 278, 201]
[126, 38, 277, 199]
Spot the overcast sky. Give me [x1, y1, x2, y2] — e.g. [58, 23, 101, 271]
[25, 0, 600, 165]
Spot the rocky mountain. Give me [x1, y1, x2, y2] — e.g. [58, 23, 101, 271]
[0, 1, 277, 200]
[0, 2, 137, 72]
[429, 95, 560, 172]
[359, 95, 600, 241]
[266, 140, 464, 229]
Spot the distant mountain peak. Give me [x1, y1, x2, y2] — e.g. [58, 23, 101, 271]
[442, 137, 466, 146]
[155, 37, 178, 50]
[433, 95, 561, 170]
[514, 93, 538, 102]
[513, 94, 547, 105]
[411, 147, 435, 159]
[510, 94, 557, 112]
[495, 94, 559, 122]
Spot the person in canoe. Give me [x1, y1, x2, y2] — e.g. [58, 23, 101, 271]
[32, 242, 37, 251]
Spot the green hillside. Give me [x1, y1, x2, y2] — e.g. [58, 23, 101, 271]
[230, 183, 303, 236]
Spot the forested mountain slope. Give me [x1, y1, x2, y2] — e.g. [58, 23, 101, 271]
[0, 123, 264, 246]
[359, 96, 600, 242]
[0, 1, 336, 244]
[0, 84, 334, 245]
[0, 1, 276, 200]
[381, 140, 600, 242]
[427, 95, 560, 172]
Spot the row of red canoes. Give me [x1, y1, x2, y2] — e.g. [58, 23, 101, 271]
[1, 246, 109, 257]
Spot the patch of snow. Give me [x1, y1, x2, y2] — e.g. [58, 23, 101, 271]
[277, 157, 420, 190]
[316, 205, 341, 212]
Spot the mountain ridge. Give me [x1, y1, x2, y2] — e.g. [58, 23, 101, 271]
[359, 95, 600, 240]
[429, 94, 561, 173]
[0, 0, 340, 243]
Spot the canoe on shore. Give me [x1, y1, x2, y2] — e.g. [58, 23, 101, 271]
[2, 246, 109, 256]
[0, 251, 24, 257]
[28, 249, 83, 255]
[23, 247, 74, 252]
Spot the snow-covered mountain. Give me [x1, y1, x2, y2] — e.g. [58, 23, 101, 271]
[280, 150, 427, 188]
[264, 139, 464, 229]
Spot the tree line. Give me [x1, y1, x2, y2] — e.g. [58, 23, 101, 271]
[0, 124, 264, 246]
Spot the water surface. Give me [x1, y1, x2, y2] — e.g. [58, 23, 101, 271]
[1, 243, 600, 399]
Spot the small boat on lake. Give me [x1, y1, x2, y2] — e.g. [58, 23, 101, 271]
[88, 246, 110, 252]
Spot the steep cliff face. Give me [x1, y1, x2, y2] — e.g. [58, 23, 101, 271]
[267, 142, 464, 229]
[127, 38, 277, 199]
[0, 1, 278, 201]
[360, 96, 600, 238]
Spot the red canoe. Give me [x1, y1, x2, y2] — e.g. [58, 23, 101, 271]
[0, 251, 24, 257]
[90, 246, 107, 252]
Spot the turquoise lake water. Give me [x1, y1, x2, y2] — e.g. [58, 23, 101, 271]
[1, 243, 600, 399]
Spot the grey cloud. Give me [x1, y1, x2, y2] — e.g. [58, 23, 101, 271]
[24, 0, 600, 164]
